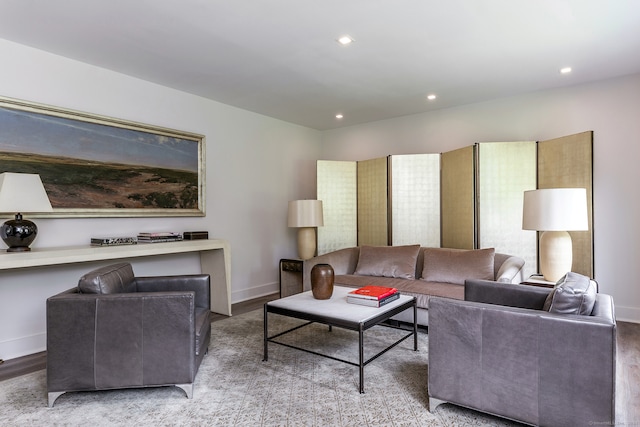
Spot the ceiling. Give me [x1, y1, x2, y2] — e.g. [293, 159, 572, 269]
[1, 0, 639, 130]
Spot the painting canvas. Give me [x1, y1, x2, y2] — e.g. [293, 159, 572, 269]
[0, 96, 205, 217]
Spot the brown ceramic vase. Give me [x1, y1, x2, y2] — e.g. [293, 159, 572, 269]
[310, 263, 334, 299]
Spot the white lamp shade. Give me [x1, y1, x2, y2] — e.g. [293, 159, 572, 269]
[0, 172, 53, 213]
[287, 200, 323, 228]
[522, 188, 588, 231]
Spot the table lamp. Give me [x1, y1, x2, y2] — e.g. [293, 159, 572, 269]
[288, 200, 323, 260]
[0, 172, 53, 252]
[522, 188, 588, 282]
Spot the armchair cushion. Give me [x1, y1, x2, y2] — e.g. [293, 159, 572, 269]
[421, 247, 495, 285]
[78, 262, 136, 294]
[354, 244, 420, 279]
[543, 272, 597, 315]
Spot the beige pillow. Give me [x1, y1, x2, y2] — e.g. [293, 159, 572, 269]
[354, 245, 421, 279]
[421, 248, 495, 285]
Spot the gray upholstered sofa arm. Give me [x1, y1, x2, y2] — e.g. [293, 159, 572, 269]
[465, 279, 550, 309]
[303, 247, 359, 291]
[428, 290, 616, 426]
[494, 254, 525, 283]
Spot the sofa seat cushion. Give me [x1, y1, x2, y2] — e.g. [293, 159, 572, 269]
[543, 272, 597, 315]
[78, 262, 137, 294]
[353, 244, 421, 279]
[421, 247, 495, 285]
[334, 275, 464, 309]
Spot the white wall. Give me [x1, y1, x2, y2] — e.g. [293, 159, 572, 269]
[0, 39, 321, 359]
[322, 72, 640, 323]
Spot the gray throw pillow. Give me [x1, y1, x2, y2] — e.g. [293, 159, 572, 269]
[420, 247, 495, 285]
[78, 262, 136, 294]
[543, 272, 596, 315]
[353, 245, 421, 279]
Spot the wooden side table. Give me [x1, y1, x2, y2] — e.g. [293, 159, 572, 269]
[279, 258, 304, 297]
[520, 274, 556, 288]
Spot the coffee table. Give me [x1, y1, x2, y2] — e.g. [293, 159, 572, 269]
[263, 286, 417, 393]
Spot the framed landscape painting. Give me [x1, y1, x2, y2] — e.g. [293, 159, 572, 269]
[0, 96, 205, 217]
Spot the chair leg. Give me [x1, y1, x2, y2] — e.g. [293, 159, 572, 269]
[175, 383, 193, 399]
[48, 391, 66, 408]
[428, 396, 446, 412]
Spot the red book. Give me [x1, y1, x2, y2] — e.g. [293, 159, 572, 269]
[348, 285, 397, 300]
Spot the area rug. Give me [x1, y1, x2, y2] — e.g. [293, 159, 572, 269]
[0, 309, 518, 426]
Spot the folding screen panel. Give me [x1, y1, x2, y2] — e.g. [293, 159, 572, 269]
[357, 157, 388, 246]
[390, 154, 441, 247]
[441, 146, 476, 249]
[477, 142, 537, 278]
[537, 131, 594, 278]
[316, 160, 357, 255]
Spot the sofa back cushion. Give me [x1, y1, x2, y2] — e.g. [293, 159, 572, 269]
[543, 272, 596, 315]
[353, 244, 420, 279]
[421, 247, 495, 285]
[78, 262, 136, 294]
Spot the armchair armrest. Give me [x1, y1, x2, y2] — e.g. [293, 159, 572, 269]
[303, 247, 359, 291]
[465, 279, 550, 309]
[136, 274, 210, 310]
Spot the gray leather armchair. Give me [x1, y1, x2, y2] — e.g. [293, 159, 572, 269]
[428, 278, 616, 426]
[46, 263, 211, 407]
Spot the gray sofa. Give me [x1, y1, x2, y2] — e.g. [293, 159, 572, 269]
[46, 263, 211, 407]
[428, 276, 616, 426]
[303, 245, 525, 326]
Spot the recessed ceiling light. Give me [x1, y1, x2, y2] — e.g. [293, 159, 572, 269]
[335, 114, 344, 119]
[427, 94, 437, 101]
[560, 67, 572, 74]
[337, 35, 354, 45]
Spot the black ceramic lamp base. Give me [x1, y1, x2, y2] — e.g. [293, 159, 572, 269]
[0, 214, 38, 252]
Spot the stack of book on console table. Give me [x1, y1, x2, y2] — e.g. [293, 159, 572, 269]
[346, 285, 399, 307]
[137, 232, 183, 243]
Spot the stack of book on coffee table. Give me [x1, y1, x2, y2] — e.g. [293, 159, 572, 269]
[346, 285, 399, 307]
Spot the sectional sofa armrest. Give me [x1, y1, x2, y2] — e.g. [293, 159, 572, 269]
[303, 247, 360, 291]
[465, 279, 550, 310]
[494, 255, 525, 283]
[136, 274, 210, 310]
[428, 296, 616, 426]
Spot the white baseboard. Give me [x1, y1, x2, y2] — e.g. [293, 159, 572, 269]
[232, 281, 279, 304]
[615, 305, 640, 324]
[0, 333, 46, 361]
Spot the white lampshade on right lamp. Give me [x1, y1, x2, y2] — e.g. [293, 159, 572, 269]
[522, 188, 589, 282]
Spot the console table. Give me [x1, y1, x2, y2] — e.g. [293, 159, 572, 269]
[0, 239, 232, 316]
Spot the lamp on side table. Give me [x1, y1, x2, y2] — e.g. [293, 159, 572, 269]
[522, 188, 588, 282]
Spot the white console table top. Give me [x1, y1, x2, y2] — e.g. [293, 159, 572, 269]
[0, 239, 227, 270]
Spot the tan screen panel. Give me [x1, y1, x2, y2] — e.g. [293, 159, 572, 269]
[538, 131, 593, 277]
[357, 157, 388, 246]
[317, 160, 357, 254]
[441, 146, 475, 249]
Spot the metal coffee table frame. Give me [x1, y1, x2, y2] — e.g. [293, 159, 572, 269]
[263, 287, 417, 393]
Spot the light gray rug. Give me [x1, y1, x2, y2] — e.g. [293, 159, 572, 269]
[0, 309, 518, 426]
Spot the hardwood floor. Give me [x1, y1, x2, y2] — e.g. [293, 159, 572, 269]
[2, 292, 638, 423]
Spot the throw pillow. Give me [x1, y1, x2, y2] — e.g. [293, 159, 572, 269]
[78, 262, 137, 294]
[543, 272, 596, 315]
[353, 244, 421, 279]
[420, 247, 495, 285]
